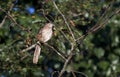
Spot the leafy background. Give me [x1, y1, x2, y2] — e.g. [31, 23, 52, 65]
[0, 0, 120, 77]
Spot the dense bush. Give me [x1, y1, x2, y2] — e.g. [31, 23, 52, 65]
[0, 0, 120, 77]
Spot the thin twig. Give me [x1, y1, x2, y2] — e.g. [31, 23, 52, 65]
[71, 71, 76, 77]
[58, 55, 72, 77]
[90, 8, 120, 33]
[89, 1, 115, 32]
[0, 16, 7, 28]
[61, 6, 116, 77]
[51, 71, 59, 77]
[58, 2, 120, 77]
[20, 54, 29, 61]
[40, 9, 52, 23]
[20, 44, 36, 53]
[20, 42, 66, 60]
[0, 3, 14, 28]
[52, 0, 76, 42]
[60, 30, 70, 42]
[89, 2, 112, 32]
[58, 43, 74, 77]
[43, 43, 66, 60]
[76, 6, 120, 41]
[0, 6, 25, 29]
[72, 70, 88, 77]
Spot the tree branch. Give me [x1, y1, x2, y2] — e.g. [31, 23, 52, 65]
[0, 3, 14, 28]
[0, 5, 25, 29]
[76, 6, 120, 42]
[52, 0, 76, 42]
[58, 2, 120, 77]
[19, 42, 66, 60]
[20, 44, 36, 53]
[0, 16, 7, 28]
[58, 43, 75, 77]
[43, 42, 66, 60]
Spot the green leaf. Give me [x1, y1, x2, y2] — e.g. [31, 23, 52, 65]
[97, 61, 109, 70]
[93, 48, 105, 58]
[108, 54, 119, 64]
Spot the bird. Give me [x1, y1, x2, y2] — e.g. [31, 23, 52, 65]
[33, 23, 54, 64]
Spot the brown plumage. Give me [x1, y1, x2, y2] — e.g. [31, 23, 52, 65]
[33, 23, 54, 64]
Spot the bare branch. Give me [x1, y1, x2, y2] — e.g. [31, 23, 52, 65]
[51, 71, 59, 77]
[40, 9, 52, 23]
[58, 1, 120, 77]
[19, 42, 66, 60]
[20, 44, 36, 53]
[0, 6, 25, 30]
[58, 56, 72, 77]
[20, 54, 29, 61]
[52, 0, 76, 42]
[0, 16, 7, 28]
[60, 30, 70, 42]
[88, 1, 115, 32]
[76, 5, 120, 42]
[71, 71, 76, 77]
[58, 43, 75, 77]
[72, 71, 88, 77]
[0, 4, 14, 28]
[89, 8, 120, 34]
[43, 42, 66, 60]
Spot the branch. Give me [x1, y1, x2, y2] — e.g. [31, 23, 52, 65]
[0, 16, 7, 28]
[0, 6, 25, 30]
[88, 8, 120, 34]
[20, 44, 36, 53]
[0, 3, 14, 28]
[60, 30, 70, 43]
[71, 71, 88, 77]
[58, 43, 75, 77]
[20, 54, 29, 61]
[58, 54, 73, 77]
[52, 0, 76, 42]
[88, 1, 115, 33]
[40, 9, 52, 23]
[43, 43, 66, 60]
[76, 5, 120, 42]
[19, 42, 66, 60]
[58, 2, 120, 77]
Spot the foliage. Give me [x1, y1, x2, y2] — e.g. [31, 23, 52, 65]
[0, 0, 120, 77]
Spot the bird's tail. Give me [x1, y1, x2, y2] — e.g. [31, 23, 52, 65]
[33, 42, 41, 64]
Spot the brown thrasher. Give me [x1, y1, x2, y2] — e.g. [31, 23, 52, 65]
[33, 23, 54, 64]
